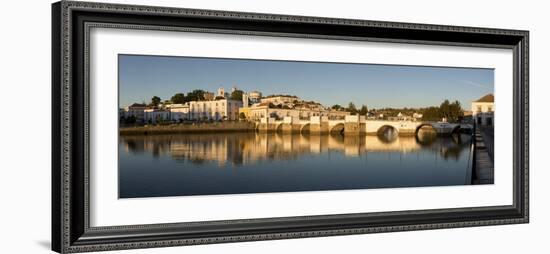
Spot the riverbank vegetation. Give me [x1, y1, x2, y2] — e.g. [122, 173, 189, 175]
[368, 100, 464, 122]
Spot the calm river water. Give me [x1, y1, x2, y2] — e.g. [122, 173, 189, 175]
[119, 132, 474, 198]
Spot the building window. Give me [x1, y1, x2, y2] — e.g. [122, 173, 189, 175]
[488, 106, 493, 112]
[477, 106, 482, 113]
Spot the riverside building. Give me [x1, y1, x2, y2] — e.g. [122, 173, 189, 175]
[188, 98, 243, 121]
[240, 102, 350, 121]
[471, 94, 494, 126]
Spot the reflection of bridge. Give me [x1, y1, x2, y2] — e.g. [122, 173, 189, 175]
[257, 115, 472, 136]
[120, 132, 471, 166]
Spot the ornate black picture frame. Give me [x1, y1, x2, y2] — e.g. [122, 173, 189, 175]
[52, 1, 529, 253]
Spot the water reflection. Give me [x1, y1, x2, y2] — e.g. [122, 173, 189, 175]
[119, 132, 474, 198]
[120, 132, 471, 167]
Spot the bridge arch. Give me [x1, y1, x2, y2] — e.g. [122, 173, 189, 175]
[377, 125, 398, 135]
[330, 123, 345, 134]
[377, 125, 399, 142]
[275, 122, 284, 133]
[414, 124, 437, 145]
[415, 123, 437, 136]
[300, 123, 311, 134]
[449, 125, 464, 144]
[451, 125, 461, 134]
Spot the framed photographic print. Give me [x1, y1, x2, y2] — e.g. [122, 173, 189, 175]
[52, 1, 529, 253]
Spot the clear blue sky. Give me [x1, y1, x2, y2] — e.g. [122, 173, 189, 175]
[119, 54, 494, 110]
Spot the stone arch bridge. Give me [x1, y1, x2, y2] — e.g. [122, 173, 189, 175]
[257, 115, 471, 136]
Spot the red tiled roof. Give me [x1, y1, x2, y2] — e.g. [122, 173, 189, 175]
[474, 94, 494, 102]
[129, 103, 146, 107]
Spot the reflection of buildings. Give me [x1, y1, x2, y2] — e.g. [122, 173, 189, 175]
[121, 133, 471, 167]
[471, 94, 494, 126]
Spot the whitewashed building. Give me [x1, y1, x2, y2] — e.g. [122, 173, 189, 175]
[241, 103, 349, 121]
[188, 99, 243, 121]
[167, 103, 190, 122]
[471, 94, 494, 126]
[122, 103, 147, 122]
[144, 108, 170, 124]
[260, 95, 298, 105]
[248, 91, 262, 103]
[413, 112, 423, 120]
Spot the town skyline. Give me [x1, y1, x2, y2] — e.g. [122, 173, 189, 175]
[119, 54, 494, 110]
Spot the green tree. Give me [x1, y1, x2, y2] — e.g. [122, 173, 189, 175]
[359, 105, 368, 115]
[347, 102, 357, 115]
[448, 100, 464, 122]
[239, 112, 247, 120]
[186, 89, 205, 101]
[150, 96, 161, 107]
[439, 100, 450, 118]
[421, 106, 441, 121]
[171, 93, 186, 104]
[230, 90, 244, 101]
[125, 115, 136, 124]
[439, 99, 463, 122]
[331, 104, 342, 110]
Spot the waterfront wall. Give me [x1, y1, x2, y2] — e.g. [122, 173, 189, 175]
[120, 122, 256, 135]
[127, 119, 470, 136]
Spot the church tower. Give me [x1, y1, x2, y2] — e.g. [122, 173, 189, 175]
[217, 87, 225, 98]
[242, 93, 249, 107]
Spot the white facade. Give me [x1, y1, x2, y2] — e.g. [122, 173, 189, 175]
[260, 96, 298, 105]
[167, 103, 190, 121]
[413, 112, 423, 120]
[472, 102, 494, 126]
[242, 93, 249, 108]
[144, 109, 170, 124]
[471, 94, 495, 126]
[122, 103, 146, 122]
[217, 87, 225, 98]
[244, 105, 349, 121]
[188, 99, 243, 121]
[248, 91, 262, 103]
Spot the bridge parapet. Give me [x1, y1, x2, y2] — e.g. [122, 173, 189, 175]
[310, 116, 328, 124]
[282, 116, 301, 133]
[343, 115, 366, 135]
[309, 116, 329, 134]
[256, 117, 465, 136]
[430, 122, 461, 135]
[257, 117, 277, 133]
[344, 115, 359, 122]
